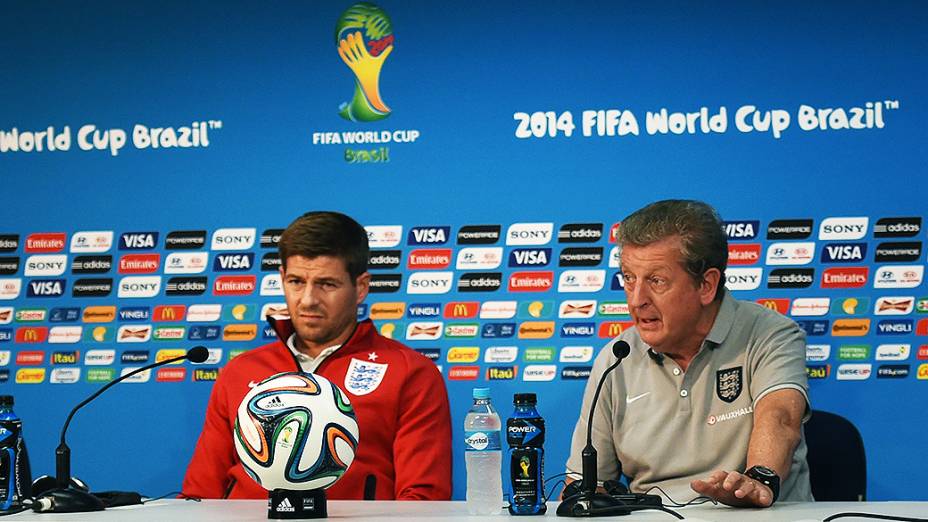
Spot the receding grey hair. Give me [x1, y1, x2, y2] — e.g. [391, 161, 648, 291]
[617, 199, 727, 301]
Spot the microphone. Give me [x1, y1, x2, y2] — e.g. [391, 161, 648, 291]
[31, 346, 209, 513]
[558, 340, 632, 517]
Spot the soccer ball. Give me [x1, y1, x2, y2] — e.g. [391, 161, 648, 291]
[234, 372, 360, 491]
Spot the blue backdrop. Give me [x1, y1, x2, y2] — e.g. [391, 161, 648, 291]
[1, 0, 926, 501]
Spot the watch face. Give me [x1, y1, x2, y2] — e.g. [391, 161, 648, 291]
[751, 466, 776, 478]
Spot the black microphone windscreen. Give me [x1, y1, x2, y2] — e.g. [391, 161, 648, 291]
[186, 346, 209, 363]
[612, 340, 631, 360]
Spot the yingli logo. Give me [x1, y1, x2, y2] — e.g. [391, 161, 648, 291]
[508, 271, 554, 292]
[727, 244, 761, 265]
[821, 267, 868, 288]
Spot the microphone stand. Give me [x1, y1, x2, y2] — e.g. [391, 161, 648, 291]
[33, 347, 208, 513]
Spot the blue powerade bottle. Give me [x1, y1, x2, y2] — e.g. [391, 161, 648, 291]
[0, 395, 32, 513]
[507, 393, 546, 515]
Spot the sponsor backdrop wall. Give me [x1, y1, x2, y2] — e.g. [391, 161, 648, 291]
[2, 1, 926, 501]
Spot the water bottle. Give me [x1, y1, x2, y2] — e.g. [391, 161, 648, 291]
[464, 387, 502, 515]
[507, 393, 546, 515]
[0, 395, 32, 512]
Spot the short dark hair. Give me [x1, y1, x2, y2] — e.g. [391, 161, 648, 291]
[278, 211, 369, 280]
[617, 199, 728, 301]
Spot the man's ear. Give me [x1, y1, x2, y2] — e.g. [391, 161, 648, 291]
[355, 271, 371, 304]
[700, 268, 722, 305]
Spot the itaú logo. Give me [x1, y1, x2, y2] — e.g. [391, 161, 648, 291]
[335, 2, 395, 122]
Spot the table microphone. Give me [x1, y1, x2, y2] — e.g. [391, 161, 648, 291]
[557, 340, 631, 517]
[32, 346, 210, 513]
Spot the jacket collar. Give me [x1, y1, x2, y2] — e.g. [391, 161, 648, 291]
[266, 316, 375, 356]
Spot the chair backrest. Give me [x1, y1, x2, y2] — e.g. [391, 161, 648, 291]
[803, 409, 867, 501]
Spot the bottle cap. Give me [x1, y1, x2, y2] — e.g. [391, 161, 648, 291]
[472, 387, 491, 399]
[513, 393, 537, 405]
[0, 395, 13, 407]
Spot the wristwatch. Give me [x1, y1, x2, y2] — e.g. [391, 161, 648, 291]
[744, 465, 780, 504]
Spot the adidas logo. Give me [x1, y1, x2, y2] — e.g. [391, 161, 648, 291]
[276, 498, 295, 513]
[265, 396, 285, 409]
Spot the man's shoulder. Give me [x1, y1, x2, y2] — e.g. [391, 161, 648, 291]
[220, 341, 291, 378]
[365, 331, 436, 370]
[733, 297, 800, 331]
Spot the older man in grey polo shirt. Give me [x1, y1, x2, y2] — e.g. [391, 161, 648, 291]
[566, 199, 812, 508]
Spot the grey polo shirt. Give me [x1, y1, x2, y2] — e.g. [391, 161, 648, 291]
[566, 291, 813, 503]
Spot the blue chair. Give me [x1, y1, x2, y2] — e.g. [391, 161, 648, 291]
[804, 410, 866, 501]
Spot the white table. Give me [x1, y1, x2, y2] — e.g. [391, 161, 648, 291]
[12, 500, 928, 521]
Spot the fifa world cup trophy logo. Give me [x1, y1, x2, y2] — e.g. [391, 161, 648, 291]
[335, 3, 394, 122]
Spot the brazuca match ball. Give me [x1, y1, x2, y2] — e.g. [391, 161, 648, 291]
[234, 372, 360, 491]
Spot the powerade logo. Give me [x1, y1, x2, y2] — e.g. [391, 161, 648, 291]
[72, 278, 113, 297]
[335, 2, 394, 121]
[119, 232, 158, 250]
[0, 257, 19, 276]
[724, 220, 759, 240]
[821, 243, 867, 263]
[369, 273, 402, 293]
[559, 247, 604, 267]
[407, 227, 450, 245]
[261, 253, 281, 272]
[874, 241, 922, 263]
[165, 230, 206, 250]
[457, 225, 501, 245]
[766, 219, 813, 240]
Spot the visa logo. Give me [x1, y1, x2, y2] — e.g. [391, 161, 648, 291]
[821, 243, 867, 263]
[120, 232, 158, 250]
[725, 220, 759, 240]
[508, 248, 551, 267]
[28, 279, 65, 297]
[213, 253, 254, 271]
[408, 226, 450, 245]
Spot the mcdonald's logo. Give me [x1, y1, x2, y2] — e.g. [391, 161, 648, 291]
[755, 298, 790, 315]
[443, 302, 478, 319]
[154, 305, 186, 322]
[82, 306, 116, 323]
[223, 324, 258, 341]
[598, 321, 635, 338]
[16, 327, 48, 343]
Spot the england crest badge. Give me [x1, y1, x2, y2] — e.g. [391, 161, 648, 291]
[344, 357, 388, 396]
[716, 366, 743, 403]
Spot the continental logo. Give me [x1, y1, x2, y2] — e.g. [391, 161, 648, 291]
[16, 368, 46, 384]
[194, 368, 220, 382]
[486, 366, 517, 380]
[756, 298, 790, 315]
[446, 347, 480, 363]
[831, 319, 871, 337]
[444, 302, 478, 319]
[517, 321, 555, 339]
[155, 349, 187, 365]
[157, 367, 187, 382]
[370, 302, 405, 319]
[223, 324, 257, 341]
[153, 305, 186, 322]
[599, 321, 634, 338]
[16, 327, 48, 343]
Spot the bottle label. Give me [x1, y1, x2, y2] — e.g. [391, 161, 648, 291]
[464, 430, 501, 451]
[510, 447, 543, 505]
[506, 417, 545, 447]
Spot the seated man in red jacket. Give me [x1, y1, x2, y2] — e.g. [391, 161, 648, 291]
[182, 211, 452, 500]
